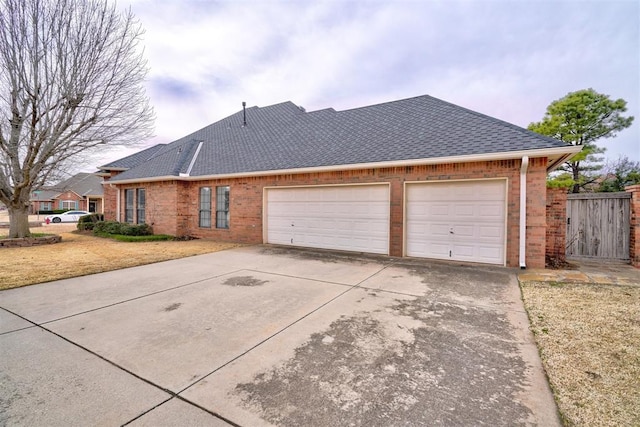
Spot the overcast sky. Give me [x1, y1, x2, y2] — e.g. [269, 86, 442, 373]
[95, 0, 639, 169]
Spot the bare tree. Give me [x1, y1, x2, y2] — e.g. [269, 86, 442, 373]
[0, 0, 154, 237]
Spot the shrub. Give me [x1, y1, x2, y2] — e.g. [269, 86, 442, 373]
[106, 234, 172, 242]
[77, 213, 105, 231]
[93, 221, 153, 236]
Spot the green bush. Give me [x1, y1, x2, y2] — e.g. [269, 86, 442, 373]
[94, 233, 173, 242]
[93, 221, 153, 236]
[77, 214, 105, 231]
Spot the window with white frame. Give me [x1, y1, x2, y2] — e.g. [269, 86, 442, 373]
[199, 187, 211, 228]
[61, 200, 76, 210]
[125, 189, 134, 223]
[136, 189, 146, 224]
[216, 186, 230, 229]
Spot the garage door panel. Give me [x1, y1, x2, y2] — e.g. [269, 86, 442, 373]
[479, 202, 503, 215]
[266, 185, 389, 255]
[452, 225, 474, 238]
[479, 225, 503, 239]
[453, 204, 476, 218]
[406, 180, 506, 265]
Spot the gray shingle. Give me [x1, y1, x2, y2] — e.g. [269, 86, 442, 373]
[32, 173, 104, 199]
[100, 144, 166, 170]
[109, 94, 571, 182]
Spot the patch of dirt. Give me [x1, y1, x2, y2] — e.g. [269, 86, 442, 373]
[545, 255, 578, 270]
[521, 281, 640, 426]
[0, 229, 240, 290]
[235, 296, 531, 426]
[223, 276, 268, 287]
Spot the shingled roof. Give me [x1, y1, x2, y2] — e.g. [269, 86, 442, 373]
[31, 173, 103, 201]
[106, 94, 578, 183]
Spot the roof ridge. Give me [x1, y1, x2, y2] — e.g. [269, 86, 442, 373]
[105, 93, 576, 183]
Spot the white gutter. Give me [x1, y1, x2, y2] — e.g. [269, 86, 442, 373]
[104, 146, 581, 185]
[519, 156, 529, 269]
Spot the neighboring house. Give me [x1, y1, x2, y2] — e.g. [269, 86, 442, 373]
[31, 172, 104, 214]
[99, 94, 580, 268]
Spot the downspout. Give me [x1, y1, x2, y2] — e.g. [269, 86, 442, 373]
[519, 156, 529, 269]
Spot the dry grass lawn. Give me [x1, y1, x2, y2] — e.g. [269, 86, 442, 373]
[520, 281, 640, 427]
[0, 227, 239, 290]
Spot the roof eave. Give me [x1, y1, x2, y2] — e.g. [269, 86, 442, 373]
[104, 146, 580, 185]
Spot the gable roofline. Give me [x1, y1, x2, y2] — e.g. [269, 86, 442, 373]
[104, 145, 581, 185]
[104, 94, 579, 183]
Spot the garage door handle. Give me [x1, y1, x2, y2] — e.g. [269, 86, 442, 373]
[449, 229, 454, 234]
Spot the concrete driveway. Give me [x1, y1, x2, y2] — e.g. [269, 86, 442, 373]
[0, 246, 559, 426]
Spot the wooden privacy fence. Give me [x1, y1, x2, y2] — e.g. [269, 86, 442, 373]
[566, 192, 631, 261]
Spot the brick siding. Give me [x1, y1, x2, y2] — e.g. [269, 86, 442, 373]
[627, 185, 640, 268]
[104, 158, 549, 268]
[545, 188, 567, 265]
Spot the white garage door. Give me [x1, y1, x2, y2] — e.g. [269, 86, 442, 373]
[405, 180, 506, 265]
[265, 185, 389, 254]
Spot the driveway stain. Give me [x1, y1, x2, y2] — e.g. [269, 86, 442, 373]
[407, 262, 512, 301]
[163, 303, 182, 312]
[235, 295, 531, 426]
[259, 246, 379, 265]
[223, 276, 268, 287]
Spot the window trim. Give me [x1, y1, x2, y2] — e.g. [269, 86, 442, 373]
[136, 188, 146, 224]
[215, 185, 230, 229]
[199, 187, 212, 228]
[61, 200, 77, 210]
[124, 189, 134, 223]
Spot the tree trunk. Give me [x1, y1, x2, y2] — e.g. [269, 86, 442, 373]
[571, 162, 581, 193]
[8, 205, 31, 238]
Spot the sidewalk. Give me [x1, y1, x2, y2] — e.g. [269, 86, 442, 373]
[519, 260, 640, 286]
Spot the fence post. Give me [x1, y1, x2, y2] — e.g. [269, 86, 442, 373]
[626, 184, 640, 268]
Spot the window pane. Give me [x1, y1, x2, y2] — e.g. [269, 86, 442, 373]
[125, 189, 134, 223]
[137, 189, 146, 224]
[216, 186, 230, 229]
[199, 187, 211, 228]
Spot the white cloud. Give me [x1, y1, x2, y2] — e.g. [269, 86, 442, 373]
[96, 0, 639, 168]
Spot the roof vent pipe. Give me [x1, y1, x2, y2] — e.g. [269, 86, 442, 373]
[242, 101, 246, 126]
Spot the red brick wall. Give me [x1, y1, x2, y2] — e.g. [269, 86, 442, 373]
[54, 191, 84, 210]
[103, 158, 550, 268]
[627, 185, 640, 268]
[103, 172, 120, 220]
[545, 187, 567, 265]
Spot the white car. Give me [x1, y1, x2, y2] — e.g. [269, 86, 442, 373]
[46, 211, 91, 223]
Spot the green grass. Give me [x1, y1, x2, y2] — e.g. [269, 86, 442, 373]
[94, 232, 174, 242]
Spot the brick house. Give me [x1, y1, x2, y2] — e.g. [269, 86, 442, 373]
[99, 94, 579, 268]
[31, 172, 104, 214]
